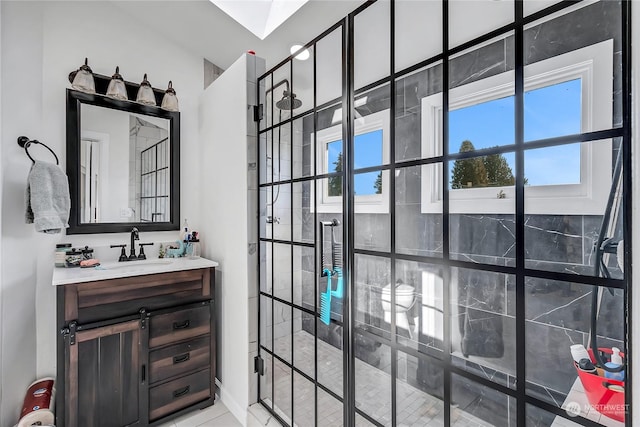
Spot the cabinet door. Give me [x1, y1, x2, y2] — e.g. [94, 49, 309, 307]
[64, 320, 149, 427]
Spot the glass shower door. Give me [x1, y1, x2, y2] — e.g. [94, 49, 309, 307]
[259, 1, 630, 426]
[258, 23, 347, 427]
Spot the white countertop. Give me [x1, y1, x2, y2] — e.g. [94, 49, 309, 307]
[52, 257, 219, 286]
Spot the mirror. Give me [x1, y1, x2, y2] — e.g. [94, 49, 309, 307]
[67, 89, 180, 234]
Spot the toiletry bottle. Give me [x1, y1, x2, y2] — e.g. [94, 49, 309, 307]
[55, 243, 72, 268]
[181, 219, 189, 241]
[577, 358, 597, 374]
[604, 347, 625, 381]
[189, 231, 201, 259]
[570, 344, 590, 363]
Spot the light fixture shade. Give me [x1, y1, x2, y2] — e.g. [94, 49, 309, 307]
[136, 74, 156, 106]
[161, 81, 179, 112]
[70, 58, 96, 94]
[106, 66, 128, 101]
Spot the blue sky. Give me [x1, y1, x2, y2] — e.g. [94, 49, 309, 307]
[326, 79, 582, 193]
[328, 130, 382, 195]
[449, 78, 582, 186]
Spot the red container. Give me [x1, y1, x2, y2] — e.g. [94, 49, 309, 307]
[574, 348, 625, 422]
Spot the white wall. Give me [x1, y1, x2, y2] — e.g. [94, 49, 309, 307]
[0, 2, 203, 425]
[1, 3, 43, 424]
[198, 53, 263, 425]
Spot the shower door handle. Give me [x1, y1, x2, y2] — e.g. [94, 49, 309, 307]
[319, 219, 340, 277]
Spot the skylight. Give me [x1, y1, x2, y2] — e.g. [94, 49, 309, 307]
[210, 0, 310, 40]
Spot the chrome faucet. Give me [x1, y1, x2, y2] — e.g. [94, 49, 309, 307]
[129, 227, 139, 259]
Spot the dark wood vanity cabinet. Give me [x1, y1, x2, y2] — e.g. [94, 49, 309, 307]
[56, 268, 216, 427]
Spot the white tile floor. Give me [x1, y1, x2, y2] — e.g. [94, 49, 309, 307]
[158, 401, 242, 427]
[266, 330, 492, 427]
[554, 378, 625, 427]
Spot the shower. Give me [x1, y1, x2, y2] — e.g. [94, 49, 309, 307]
[275, 90, 302, 110]
[266, 79, 303, 219]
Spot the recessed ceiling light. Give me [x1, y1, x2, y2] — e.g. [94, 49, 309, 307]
[290, 45, 310, 61]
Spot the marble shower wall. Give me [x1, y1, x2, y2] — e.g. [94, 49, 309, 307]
[290, 0, 624, 412]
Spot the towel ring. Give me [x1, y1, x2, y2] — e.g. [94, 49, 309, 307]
[17, 136, 59, 165]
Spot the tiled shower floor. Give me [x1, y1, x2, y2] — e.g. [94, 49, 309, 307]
[268, 330, 493, 427]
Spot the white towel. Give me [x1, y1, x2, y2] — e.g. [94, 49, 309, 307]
[25, 161, 70, 234]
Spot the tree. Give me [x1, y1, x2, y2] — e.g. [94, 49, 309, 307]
[451, 141, 518, 189]
[483, 151, 515, 186]
[328, 152, 342, 197]
[451, 140, 488, 189]
[374, 171, 382, 194]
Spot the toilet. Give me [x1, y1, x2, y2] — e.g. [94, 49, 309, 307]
[381, 283, 416, 338]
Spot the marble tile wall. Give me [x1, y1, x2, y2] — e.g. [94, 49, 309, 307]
[279, 1, 626, 423]
[249, 53, 266, 407]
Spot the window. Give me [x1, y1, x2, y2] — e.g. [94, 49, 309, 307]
[316, 109, 390, 213]
[421, 39, 613, 214]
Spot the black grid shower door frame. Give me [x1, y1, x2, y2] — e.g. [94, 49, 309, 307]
[257, 1, 632, 426]
[140, 137, 169, 222]
[257, 18, 357, 427]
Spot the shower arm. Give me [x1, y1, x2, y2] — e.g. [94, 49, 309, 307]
[265, 79, 290, 99]
[263, 79, 291, 210]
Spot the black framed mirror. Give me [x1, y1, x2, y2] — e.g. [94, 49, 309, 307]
[66, 88, 180, 234]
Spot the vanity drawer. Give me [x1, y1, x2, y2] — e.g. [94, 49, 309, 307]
[149, 335, 210, 384]
[67, 268, 211, 324]
[149, 302, 210, 348]
[149, 368, 211, 421]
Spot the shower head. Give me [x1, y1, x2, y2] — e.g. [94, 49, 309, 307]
[275, 90, 302, 110]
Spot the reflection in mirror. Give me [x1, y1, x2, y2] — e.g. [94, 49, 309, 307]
[132, 117, 170, 222]
[80, 104, 170, 224]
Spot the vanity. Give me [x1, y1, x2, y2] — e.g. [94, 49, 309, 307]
[53, 257, 218, 427]
[56, 72, 213, 426]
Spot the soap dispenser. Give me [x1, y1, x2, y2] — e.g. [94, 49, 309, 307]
[604, 347, 625, 381]
[611, 347, 623, 365]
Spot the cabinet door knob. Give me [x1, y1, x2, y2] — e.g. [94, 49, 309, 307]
[173, 385, 190, 398]
[173, 320, 190, 330]
[173, 353, 191, 364]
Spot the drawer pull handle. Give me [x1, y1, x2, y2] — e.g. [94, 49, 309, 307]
[173, 385, 190, 398]
[173, 353, 191, 364]
[173, 320, 190, 330]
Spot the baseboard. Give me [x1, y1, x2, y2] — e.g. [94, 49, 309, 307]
[216, 379, 247, 426]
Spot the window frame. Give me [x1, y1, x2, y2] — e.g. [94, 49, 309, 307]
[315, 109, 390, 213]
[421, 39, 613, 215]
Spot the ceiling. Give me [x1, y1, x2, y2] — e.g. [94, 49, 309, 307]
[110, 0, 365, 72]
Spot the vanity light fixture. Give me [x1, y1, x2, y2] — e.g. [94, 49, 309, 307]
[69, 58, 96, 94]
[136, 74, 157, 106]
[161, 81, 179, 112]
[106, 66, 128, 101]
[290, 44, 310, 61]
